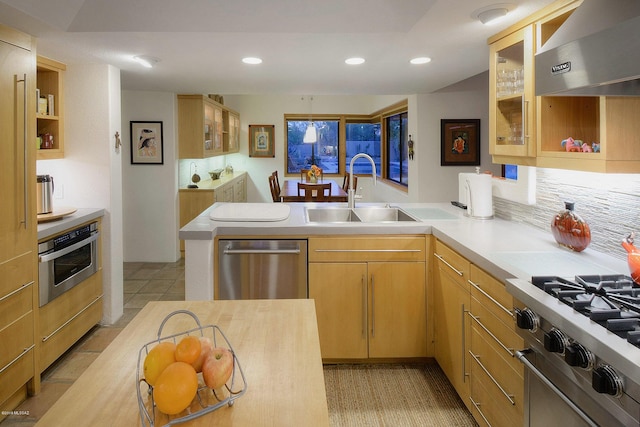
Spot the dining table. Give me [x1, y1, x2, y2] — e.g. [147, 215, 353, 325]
[279, 179, 348, 202]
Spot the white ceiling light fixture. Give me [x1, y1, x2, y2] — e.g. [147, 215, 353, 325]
[345, 57, 365, 65]
[242, 57, 262, 65]
[410, 57, 432, 65]
[472, 4, 514, 25]
[133, 55, 160, 68]
[303, 96, 317, 144]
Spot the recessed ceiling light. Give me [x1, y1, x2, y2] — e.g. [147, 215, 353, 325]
[133, 55, 160, 68]
[410, 57, 432, 65]
[242, 57, 262, 65]
[345, 57, 365, 65]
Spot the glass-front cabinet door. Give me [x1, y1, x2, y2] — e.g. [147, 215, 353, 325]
[203, 102, 214, 154]
[489, 25, 536, 163]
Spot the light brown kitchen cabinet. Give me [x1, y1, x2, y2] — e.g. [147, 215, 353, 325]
[38, 219, 103, 373]
[178, 172, 247, 255]
[178, 95, 240, 159]
[433, 239, 471, 403]
[308, 236, 427, 361]
[36, 55, 65, 160]
[0, 23, 38, 418]
[468, 264, 524, 427]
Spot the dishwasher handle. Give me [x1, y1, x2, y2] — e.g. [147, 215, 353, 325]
[223, 247, 301, 255]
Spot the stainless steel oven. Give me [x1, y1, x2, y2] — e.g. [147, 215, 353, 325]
[38, 222, 99, 307]
[507, 275, 640, 427]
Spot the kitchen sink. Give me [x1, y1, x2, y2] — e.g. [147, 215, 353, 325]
[305, 207, 418, 223]
[305, 207, 361, 223]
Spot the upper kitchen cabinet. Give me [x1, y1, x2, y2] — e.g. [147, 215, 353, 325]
[36, 56, 65, 160]
[178, 94, 240, 159]
[489, 24, 536, 165]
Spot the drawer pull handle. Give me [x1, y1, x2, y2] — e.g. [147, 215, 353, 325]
[0, 281, 33, 302]
[314, 249, 420, 253]
[468, 312, 515, 357]
[469, 397, 493, 427]
[434, 252, 463, 276]
[470, 351, 515, 405]
[42, 295, 103, 343]
[0, 344, 34, 375]
[468, 279, 513, 318]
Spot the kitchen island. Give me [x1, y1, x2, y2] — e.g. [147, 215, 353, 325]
[35, 299, 329, 426]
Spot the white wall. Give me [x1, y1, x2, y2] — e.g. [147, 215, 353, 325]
[412, 71, 501, 203]
[36, 63, 123, 324]
[121, 90, 180, 263]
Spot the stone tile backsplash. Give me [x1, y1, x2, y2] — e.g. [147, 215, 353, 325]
[494, 168, 640, 261]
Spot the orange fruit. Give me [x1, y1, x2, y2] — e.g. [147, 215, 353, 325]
[153, 362, 198, 415]
[143, 341, 176, 386]
[175, 335, 202, 365]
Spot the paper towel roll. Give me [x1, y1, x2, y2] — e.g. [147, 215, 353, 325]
[458, 172, 493, 219]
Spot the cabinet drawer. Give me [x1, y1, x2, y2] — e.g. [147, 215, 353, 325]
[0, 251, 34, 301]
[309, 236, 425, 262]
[470, 327, 524, 424]
[40, 294, 102, 372]
[0, 344, 34, 405]
[434, 240, 470, 288]
[470, 369, 521, 427]
[0, 311, 34, 372]
[470, 299, 524, 375]
[0, 281, 33, 331]
[469, 265, 515, 325]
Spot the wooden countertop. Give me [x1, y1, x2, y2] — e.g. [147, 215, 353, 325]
[35, 300, 329, 426]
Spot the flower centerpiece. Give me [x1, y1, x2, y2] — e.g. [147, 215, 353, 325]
[307, 165, 322, 183]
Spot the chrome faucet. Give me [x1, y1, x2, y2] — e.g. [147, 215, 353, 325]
[348, 153, 377, 208]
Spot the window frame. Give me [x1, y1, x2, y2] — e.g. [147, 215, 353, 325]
[284, 100, 408, 190]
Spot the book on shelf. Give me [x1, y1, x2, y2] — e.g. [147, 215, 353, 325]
[47, 94, 55, 116]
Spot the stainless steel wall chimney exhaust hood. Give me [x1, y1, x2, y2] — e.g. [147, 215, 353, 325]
[535, 0, 640, 96]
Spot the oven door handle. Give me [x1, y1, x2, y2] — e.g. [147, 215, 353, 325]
[39, 232, 99, 263]
[516, 349, 598, 427]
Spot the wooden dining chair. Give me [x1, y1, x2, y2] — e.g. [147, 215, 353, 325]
[342, 173, 358, 192]
[272, 171, 281, 196]
[297, 183, 331, 201]
[268, 175, 281, 202]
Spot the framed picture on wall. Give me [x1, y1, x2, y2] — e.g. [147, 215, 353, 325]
[249, 124, 275, 158]
[440, 119, 480, 166]
[130, 121, 164, 164]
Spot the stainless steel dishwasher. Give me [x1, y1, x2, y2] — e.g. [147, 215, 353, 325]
[217, 239, 308, 299]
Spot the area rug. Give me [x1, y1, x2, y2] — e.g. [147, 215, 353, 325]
[323, 363, 477, 426]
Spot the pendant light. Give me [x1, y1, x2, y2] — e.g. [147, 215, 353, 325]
[303, 96, 317, 143]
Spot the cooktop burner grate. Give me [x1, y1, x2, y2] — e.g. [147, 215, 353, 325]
[532, 274, 640, 347]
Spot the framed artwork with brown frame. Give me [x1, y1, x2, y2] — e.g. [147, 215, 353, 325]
[249, 124, 275, 158]
[130, 121, 164, 165]
[440, 119, 480, 166]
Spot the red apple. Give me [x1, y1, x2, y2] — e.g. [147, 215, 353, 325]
[202, 347, 234, 390]
[191, 337, 213, 373]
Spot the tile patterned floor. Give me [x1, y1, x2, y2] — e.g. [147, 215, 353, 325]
[0, 261, 184, 426]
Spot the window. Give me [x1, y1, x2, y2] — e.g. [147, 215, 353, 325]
[386, 112, 408, 185]
[285, 100, 408, 188]
[286, 119, 339, 174]
[345, 122, 381, 175]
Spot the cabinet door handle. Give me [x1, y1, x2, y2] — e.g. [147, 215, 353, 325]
[0, 344, 35, 375]
[470, 351, 515, 405]
[469, 397, 493, 427]
[468, 312, 514, 357]
[0, 280, 33, 302]
[462, 303, 469, 381]
[42, 295, 103, 342]
[16, 74, 28, 229]
[434, 252, 463, 276]
[523, 99, 529, 140]
[361, 274, 366, 339]
[371, 275, 375, 337]
[468, 279, 513, 318]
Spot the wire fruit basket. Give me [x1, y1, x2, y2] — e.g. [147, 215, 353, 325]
[136, 310, 247, 426]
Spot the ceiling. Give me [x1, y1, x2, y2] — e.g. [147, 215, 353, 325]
[0, 0, 556, 95]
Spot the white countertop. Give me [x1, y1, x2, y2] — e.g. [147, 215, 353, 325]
[37, 207, 105, 240]
[179, 201, 629, 297]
